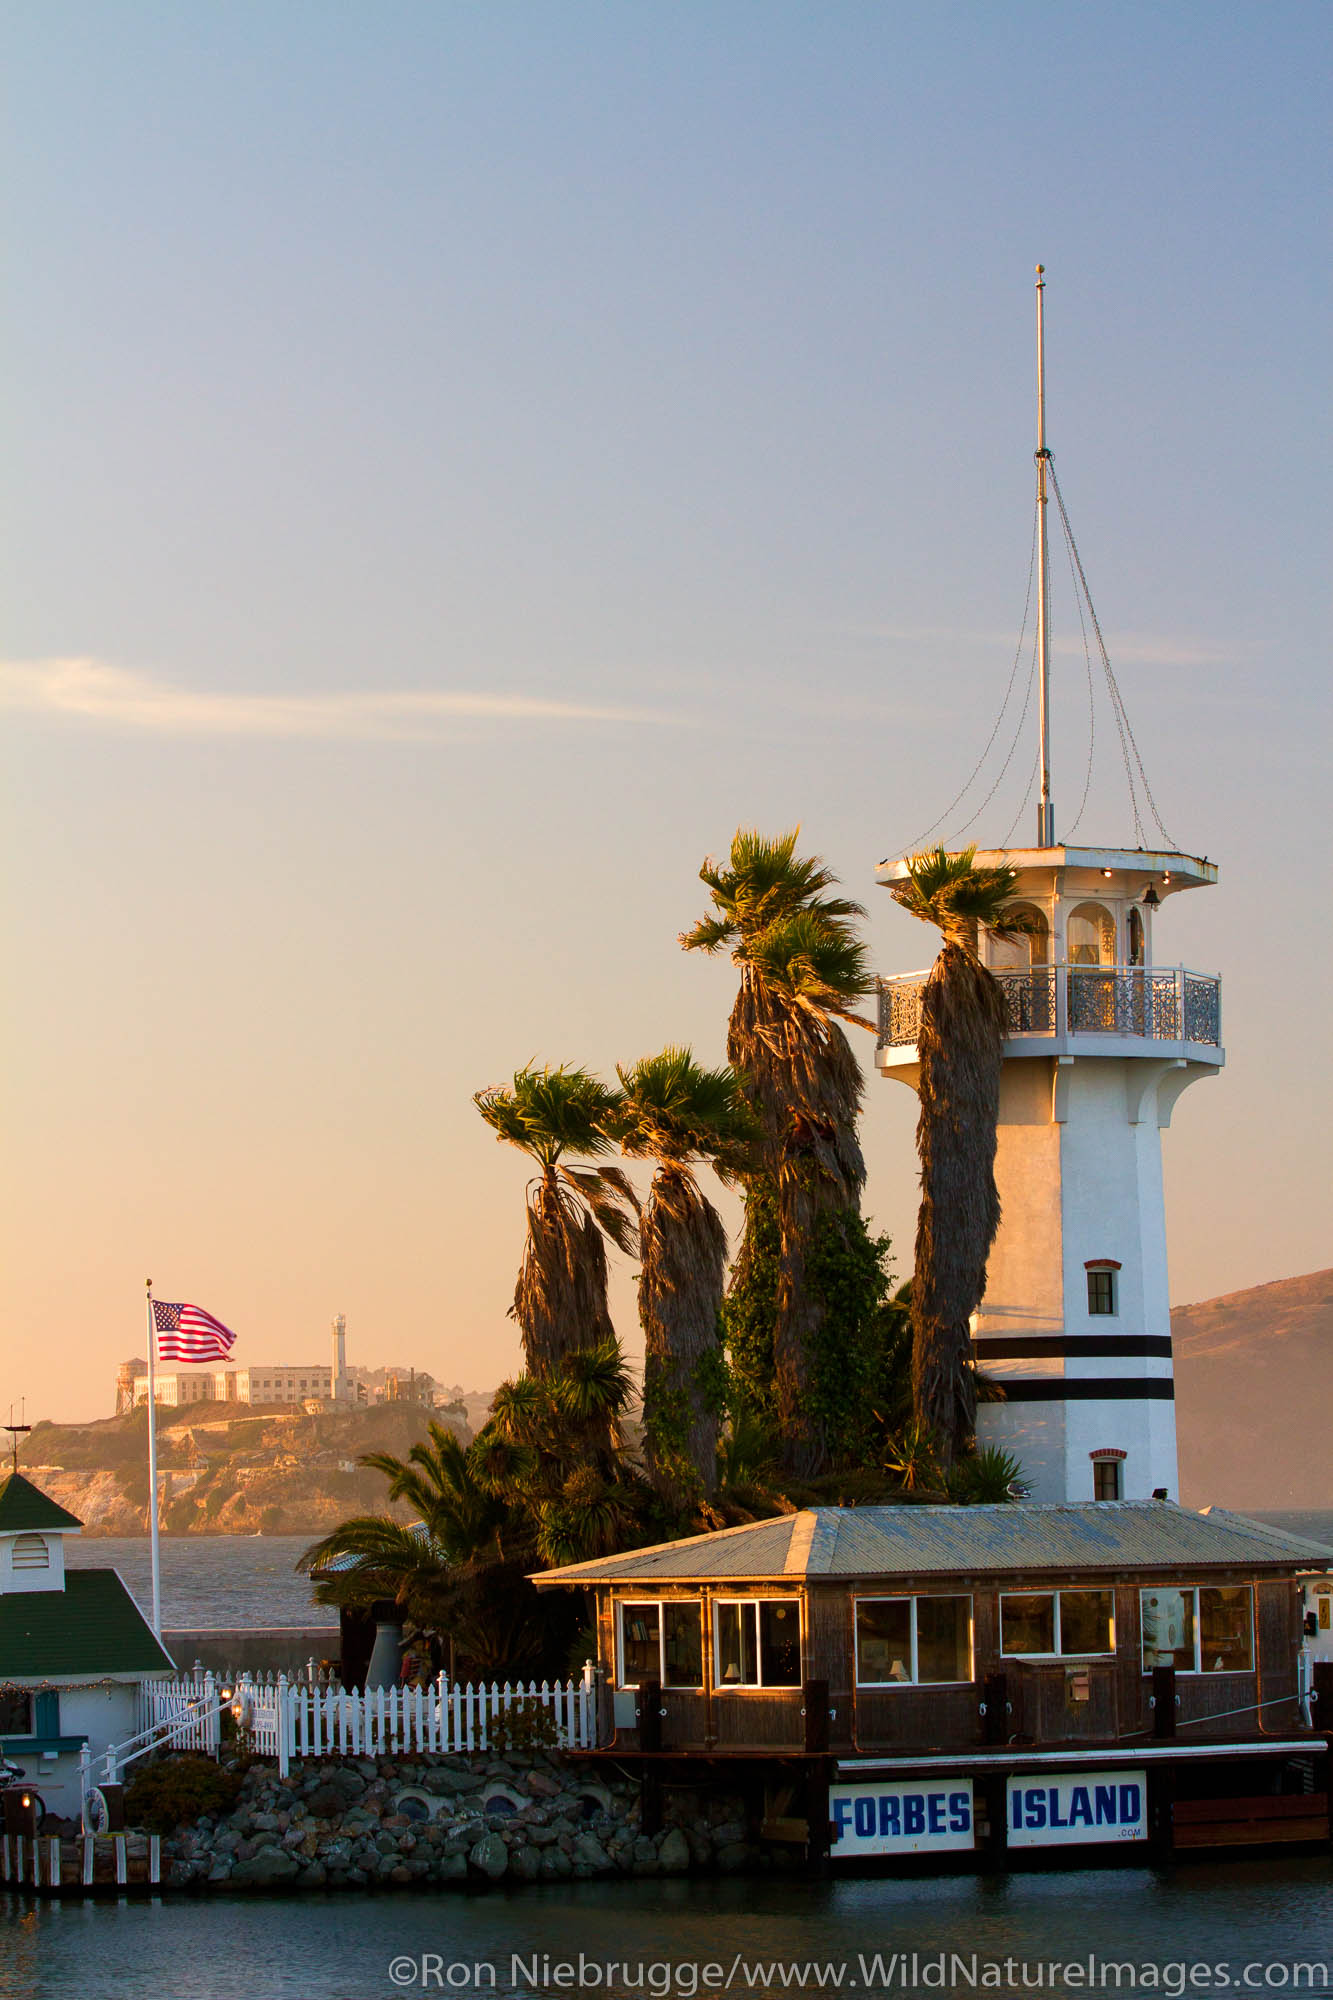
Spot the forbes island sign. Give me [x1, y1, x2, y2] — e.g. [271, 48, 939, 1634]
[1008, 1770, 1147, 1847]
[831, 1780, 975, 1856]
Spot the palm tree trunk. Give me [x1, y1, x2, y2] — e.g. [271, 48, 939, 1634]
[912, 942, 1010, 1465]
[515, 1170, 617, 1376]
[638, 1165, 726, 1500]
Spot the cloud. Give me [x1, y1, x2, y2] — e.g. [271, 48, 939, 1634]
[0, 658, 676, 739]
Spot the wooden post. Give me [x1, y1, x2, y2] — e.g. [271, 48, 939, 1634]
[637, 1677, 663, 1752]
[150, 1834, 161, 1885]
[115, 1834, 127, 1886]
[1152, 1664, 1177, 1738]
[1148, 1762, 1176, 1859]
[802, 1679, 830, 1754]
[83, 1837, 95, 1887]
[982, 1670, 1008, 1746]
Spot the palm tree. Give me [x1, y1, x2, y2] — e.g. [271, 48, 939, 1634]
[681, 829, 876, 1476]
[607, 1047, 758, 1500]
[474, 1065, 639, 1377]
[888, 845, 1027, 1466]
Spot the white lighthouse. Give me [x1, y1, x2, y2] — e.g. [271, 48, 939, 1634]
[874, 271, 1224, 1503]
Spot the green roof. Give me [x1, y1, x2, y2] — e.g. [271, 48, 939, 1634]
[0, 1472, 83, 1533]
[0, 1570, 174, 1679]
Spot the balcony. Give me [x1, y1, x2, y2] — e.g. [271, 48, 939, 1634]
[877, 964, 1222, 1055]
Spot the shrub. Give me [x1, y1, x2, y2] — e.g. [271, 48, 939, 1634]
[124, 1753, 244, 1833]
[487, 1698, 560, 1755]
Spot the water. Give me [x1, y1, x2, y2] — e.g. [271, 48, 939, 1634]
[62, 1536, 336, 1629]
[4, 1861, 1331, 1999]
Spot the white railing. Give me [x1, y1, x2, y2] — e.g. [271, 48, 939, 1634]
[99, 1666, 599, 1785]
[878, 963, 1222, 1050]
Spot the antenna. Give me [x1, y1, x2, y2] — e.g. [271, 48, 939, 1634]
[4, 1399, 31, 1475]
[1035, 264, 1055, 848]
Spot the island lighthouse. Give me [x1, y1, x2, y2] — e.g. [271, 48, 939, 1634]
[875, 272, 1224, 1504]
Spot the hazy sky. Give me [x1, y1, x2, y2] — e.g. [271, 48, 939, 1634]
[3, 4, 1327, 1425]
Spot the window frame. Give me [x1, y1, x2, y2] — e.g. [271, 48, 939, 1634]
[711, 1596, 804, 1692]
[0, 1690, 34, 1736]
[853, 1593, 974, 1688]
[1086, 1268, 1118, 1316]
[614, 1597, 705, 1690]
[1139, 1585, 1254, 1675]
[999, 1588, 1117, 1659]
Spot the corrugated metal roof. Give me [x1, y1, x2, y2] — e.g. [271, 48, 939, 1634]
[532, 1502, 1333, 1587]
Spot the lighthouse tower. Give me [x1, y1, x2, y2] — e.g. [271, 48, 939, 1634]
[874, 271, 1223, 1503]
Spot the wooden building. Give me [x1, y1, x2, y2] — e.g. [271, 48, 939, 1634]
[534, 1501, 1333, 1865]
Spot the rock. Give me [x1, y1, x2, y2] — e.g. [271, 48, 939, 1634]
[711, 1819, 745, 1846]
[353, 1758, 378, 1779]
[657, 1828, 690, 1874]
[572, 1834, 611, 1871]
[508, 1845, 541, 1882]
[299, 1862, 327, 1887]
[306, 1782, 343, 1817]
[468, 1832, 508, 1881]
[525, 1770, 561, 1797]
[207, 1859, 234, 1883]
[524, 1824, 558, 1847]
[716, 1841, 750, 1873]
[232, 1847, 301, 1886]
[539, 1849, 572, 1879]
[423, 1767, 485, 1796]
[390, 1865, 413, 1884]
[435, 1852, 468, 1880]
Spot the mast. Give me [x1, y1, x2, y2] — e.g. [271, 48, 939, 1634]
[1035, 264, 1055, 847]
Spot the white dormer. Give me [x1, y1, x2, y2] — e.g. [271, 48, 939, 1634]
[0, 1473, 81, 1594]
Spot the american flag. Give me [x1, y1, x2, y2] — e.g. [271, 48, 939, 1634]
[151, 1299, 238, 1363]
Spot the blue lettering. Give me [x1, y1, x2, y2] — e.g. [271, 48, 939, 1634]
[903, 1795, 926, 1836]
[1119, 1784, 1141, 1827]
[833, 1798, 853, 1837]
[927, 1795, 946, 1834]
[1012, 1789, 1023, 1829]
[1069, 1786, 1093, 1827]
[853, 1797, 876, 1838]
[1048, 1787, 1069, 1828]
[1025, 1790, 1047, 1829]
[948, 1792, 971, 1834]
[878, 1795, 901, 1837]
[1094, 1784, 1117, 1825]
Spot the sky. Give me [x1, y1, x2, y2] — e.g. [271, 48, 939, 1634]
[3, 3, 1328, 1425]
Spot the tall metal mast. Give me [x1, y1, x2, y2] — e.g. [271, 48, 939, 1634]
[1035, 264, 1055, 847]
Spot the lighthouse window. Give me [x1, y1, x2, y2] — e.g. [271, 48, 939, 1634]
[855, 1596, 973, 1685]
[1068, 903, 1116, 966]
[1001, 1590, 1115, 1657]
[1093, 1458, 1123, 1502]
[1087, 1269, 1117, 1315]
[1141, 1587, 1252, 1673]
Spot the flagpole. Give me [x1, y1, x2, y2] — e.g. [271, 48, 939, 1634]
[145, 1278, 161, 1636]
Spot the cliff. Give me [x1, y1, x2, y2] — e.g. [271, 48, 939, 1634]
[1174, 1269, 1333, 1510]
[20, 1400, 467, 1536]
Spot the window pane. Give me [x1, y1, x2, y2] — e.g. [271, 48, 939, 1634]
[662, 1603, 703, 1687]
[856, 1599, 912, 1684]
[1199, 1587, 1253, 1673]
[619, 1604, 660, 1686]
[1060, 1590, 1114, 1655]
[916, 1597, 972, 1683]
[716, 1603, 758, 1687]
[1141, 1588, 1194, 1670]
[758, 1601, 801, 1686]
[1002, 1593, 1055, 1655]
[1087, 1270, 1115, 1314]
[0, 1691, 32, 1734]
[1093, 1460, 1122, 1501]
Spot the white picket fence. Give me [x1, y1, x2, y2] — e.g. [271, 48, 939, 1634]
[121, 1666, 599, 1780]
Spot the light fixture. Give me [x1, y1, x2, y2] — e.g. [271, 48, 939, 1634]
[1101, 867, 1113, 878]
[1162, 871, 1171, 883]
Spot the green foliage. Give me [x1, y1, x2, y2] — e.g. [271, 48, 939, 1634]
[488, 1697, 561, 1755]
[124, 1754, 243, 1834]
[947, 1444, 1031, 1504]
[719, 1176, 780, 1426]
[803, 1209, 897, 1467]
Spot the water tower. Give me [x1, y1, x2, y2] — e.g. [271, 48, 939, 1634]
[874, 271, 1223, 1503]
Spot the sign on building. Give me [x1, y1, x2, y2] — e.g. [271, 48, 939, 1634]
[1007, 1770, 1147, 1847]
[830, 1779, 975, 1857]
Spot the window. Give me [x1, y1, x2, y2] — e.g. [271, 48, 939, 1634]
[1000, 1590, 1115, 1657]
[1087, 1268, 1117, 1315]
[616, 1601, 703, 1688]
[714, 1599, 801, 1688]
[1092, 1458, 1123, 1502]
[1140, 1587, 1253, 1673]
[1067, 902, 1117, 966]
[0, 1691, 33, 1735]
[855, 1596, 972, 1685]
[11, 1534, 49, 1571]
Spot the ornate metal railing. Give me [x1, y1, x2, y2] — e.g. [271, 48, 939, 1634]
[877, 965, 1221, 1050]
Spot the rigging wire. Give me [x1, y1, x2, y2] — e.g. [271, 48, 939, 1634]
[885, 493, 1039, 859]
[1047, 462, 1180, 851]
[1058, 497, 1098, 840]
[999, 739, 1041, 848]
[946, 622, 1040, 843]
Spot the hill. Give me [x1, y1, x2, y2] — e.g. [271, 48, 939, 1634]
[19, 1400, 469, 1536]
[1174, 1269, 1333, 1510]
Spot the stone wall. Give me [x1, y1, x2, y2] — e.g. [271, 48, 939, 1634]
[163, 1750, 793, 1891]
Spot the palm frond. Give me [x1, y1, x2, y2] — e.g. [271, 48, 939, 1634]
[474, 1066, 621, 1168]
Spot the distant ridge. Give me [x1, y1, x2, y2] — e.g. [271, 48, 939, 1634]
[1174, 1269, 1333, 1510]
